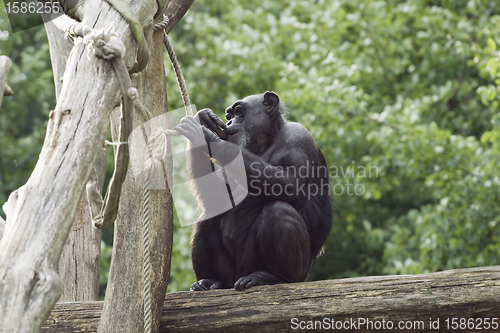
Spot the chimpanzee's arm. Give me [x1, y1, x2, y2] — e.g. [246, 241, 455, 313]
[212, 127, 318, 203]
[239, 148, 313, 203]
[176, 116, 322, 203]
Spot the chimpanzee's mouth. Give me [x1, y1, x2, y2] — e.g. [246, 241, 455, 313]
[225, 124, 242, 137]
[225, 127, 243, 144]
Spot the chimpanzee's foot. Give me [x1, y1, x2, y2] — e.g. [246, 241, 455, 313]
[234, 270, 281, 290]
[190, 279, 223, 291]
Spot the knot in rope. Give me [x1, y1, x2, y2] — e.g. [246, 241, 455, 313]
[144, 128, 170, 172]
[83, 28, 126, 60]
[128, 87, 139, 100]
[65, 23, 93, 42]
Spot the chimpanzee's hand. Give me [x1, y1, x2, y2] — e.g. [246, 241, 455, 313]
[190, 279, 223, 291]
[175, 116, 207, 147]
[196, 108, 228, 140]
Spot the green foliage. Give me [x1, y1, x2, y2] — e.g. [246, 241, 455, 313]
[0, 6, 54, 218]
[166, 0, 500, 287]
[2, 0, 500, 293]
[167, 208, 194, 292]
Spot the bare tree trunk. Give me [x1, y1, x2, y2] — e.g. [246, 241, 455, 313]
[43, 15, 74, 100]
[43, 17, 103, 302]
[0, 56, 12, 239]
[0, 215, 4, 239]
[97, 27, 174, 333]
[57, 152, 106, 302]
[163, 0, 195, 34]
[0, 0, 157, 330]
[0, 56, 12, 112]
[97, 2, 194, 331]
[57, 193, 103, 302]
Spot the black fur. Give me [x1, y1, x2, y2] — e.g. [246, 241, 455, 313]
[175, 91, 333, 290]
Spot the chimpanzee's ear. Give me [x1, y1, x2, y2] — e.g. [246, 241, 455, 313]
[263, 91, 280, 115]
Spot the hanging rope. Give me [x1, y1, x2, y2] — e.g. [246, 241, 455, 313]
[141, 139, 155, 333]
[163, 36, 193, 116]
[140, 14, 193, 333]
[140, 127, 170, 333]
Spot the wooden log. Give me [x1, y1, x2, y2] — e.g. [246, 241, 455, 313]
[97, 25, 175, 333]
[42, 14, 103, 302]
[164, 0, 195, 34]
[0, 216, 4, 239]
[0, 49, 7, 234]
[97, 1, 195, 331]
[42, 266, 500, 332]
[42, 13, 74, 100]
[56, 152, 105, 302]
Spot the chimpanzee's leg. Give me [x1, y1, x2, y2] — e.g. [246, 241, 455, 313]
[191, 218, 237, 290]
[234, 201, 311, 290]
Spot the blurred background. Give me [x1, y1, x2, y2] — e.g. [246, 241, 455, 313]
[1, 0, 499, 296]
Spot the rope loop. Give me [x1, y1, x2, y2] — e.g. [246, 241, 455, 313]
[154, 14, 169, 31]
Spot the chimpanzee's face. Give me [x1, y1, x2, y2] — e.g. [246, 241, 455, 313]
[224, 94, 276, 154]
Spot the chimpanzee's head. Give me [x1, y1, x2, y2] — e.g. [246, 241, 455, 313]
[224, 91, 286, 155]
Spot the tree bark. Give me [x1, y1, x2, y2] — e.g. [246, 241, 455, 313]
[0, 216, 4, 239]
[97, 27, 174, 333]
[42, 266, 500, 332]
[97, 2, 198, 332]
[0, 0, 157, 330]
[43, 16, 103, 302]
[0, 56, 12, 117]
[0, 56, 11, 239]
[57, 152, 106, 302]
[163, 0, 195, 34]
[57, 194, 102, 302]
[43, 14, 74, 100]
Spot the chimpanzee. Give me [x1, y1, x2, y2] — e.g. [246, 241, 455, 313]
[175, 91, 333, 290]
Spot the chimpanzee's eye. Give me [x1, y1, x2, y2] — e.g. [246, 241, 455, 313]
[235, 106, 243, 117]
